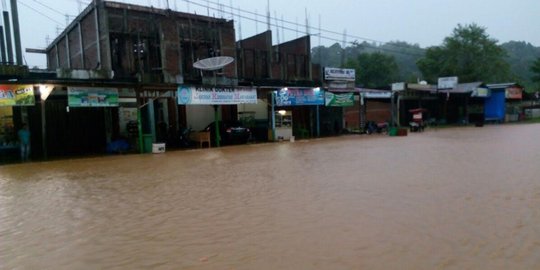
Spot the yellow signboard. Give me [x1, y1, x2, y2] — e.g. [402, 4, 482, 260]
[0, 85, 35, 106]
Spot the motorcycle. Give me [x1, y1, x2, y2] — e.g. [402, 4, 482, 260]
[178, 127, 192, 148]
[365, 121, 388, 134]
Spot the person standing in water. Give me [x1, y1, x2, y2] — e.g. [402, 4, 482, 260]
[18, 123, 30, 161]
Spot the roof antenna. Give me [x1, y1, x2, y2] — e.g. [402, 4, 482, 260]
[255, 9, 258, 33]
[305, 8, 309, 35]
[274, 11, 280, 44]
[238, 6, 242, 40]
[266, 0, 270, 31]
[318, 14, 321, 64]
[281, 15, 284, 42]
[295, 17, 298, 38]
[229, 0, 233, 20]
[77, 0, 82, 13]
[341, 29, 347, 67]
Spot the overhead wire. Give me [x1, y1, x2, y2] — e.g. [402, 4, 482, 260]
[188, 0, 426, 55]
[30, 0, 76, 17]
[181, 0, 425, 57]
[18, 0, 64, 25]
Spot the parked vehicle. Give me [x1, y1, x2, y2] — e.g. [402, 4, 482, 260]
[204, 121, 251, 145]
[364, 121, 388, 134]
[178, 127, 192, 147]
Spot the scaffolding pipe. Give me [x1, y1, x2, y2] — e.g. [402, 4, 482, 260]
[0, 26, 6, 63]
[3, 11, 13, 64]
[10, 0, 22, 65]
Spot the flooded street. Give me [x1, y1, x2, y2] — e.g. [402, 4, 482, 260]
[1, 124, 540, 269]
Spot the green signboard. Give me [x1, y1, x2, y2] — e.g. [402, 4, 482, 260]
[325, 92, 354, 107]
[68, 87, 119, 107]
[0, 85, 35, 106]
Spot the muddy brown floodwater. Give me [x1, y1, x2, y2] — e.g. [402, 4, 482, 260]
[1, 124, 540, 269]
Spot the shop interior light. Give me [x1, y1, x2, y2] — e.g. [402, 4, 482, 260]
[278, 110, 287, 115]
[313, 87, 321, 92]
[39, 84, 54, 101]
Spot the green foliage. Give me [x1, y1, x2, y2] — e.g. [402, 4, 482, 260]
[345, 52, 398, 88]
[311, 43, 344, 68]
[501, 41, 540, 91]
[312, 40, 424, 83]
[531, 57, 540, 85]
[417, 23, 511, 83]
[311, 24, 540, 88]
[0, 65, 29, 77]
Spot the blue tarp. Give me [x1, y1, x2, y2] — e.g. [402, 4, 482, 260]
[484, 90, 505, 120]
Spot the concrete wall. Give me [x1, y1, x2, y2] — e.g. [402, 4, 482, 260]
[186, 105, 216, 131]
[45, 2, 236, 83]
[237, 99, 268, 120]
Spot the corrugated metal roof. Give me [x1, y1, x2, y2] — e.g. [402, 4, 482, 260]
[356, 88, 391, 93]
[407, 83, 437, 92]
[486, 83, 520, 89]
[408, 82, 483, 94]
[439, 82, 483, 93]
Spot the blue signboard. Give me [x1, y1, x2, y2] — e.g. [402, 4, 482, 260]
[484, 89, 505, 121]
[177, 86, 257, 105]
[275, 88, 324, 106]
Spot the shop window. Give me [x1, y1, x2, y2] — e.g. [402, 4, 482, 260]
[260, 52, 269, 78]
[287, 53, 296, 80]
[132, 36, 161, 74]
[0, 107, 15, 147]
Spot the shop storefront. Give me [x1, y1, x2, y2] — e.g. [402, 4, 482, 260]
[273, 87, 324, 140]
[0, 84, 35, 162]
[177, 85, 258, 146]
[323, 91, 354, 135]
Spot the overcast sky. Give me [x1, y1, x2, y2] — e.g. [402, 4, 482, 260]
[8, 0, 540, 68]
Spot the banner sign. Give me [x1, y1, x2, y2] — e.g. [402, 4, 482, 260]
[391, 82, 405, 91]
[68, 87, 119, 107]
[325, 92, 354, 107]
[0, 85, 35, 106]
[438, 76, 458, 90]
[324, 67, 356, 81]
[364, 91, 392, 99]
[177, 86, 257, 105]
[471, 87, 490, 98]
[505, 86, 523, 99]
[275, 88, 324, 106]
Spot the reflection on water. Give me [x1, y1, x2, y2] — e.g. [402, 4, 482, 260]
[1, 124, 540, 269]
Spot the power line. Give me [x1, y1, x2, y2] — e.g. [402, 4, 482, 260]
[181, 0, 424, 57]
[191, 0, 425, 54]
[30, 0, 77, 17]
[19, 0, 64, 25]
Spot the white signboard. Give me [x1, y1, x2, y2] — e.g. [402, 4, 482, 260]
[391, 82, 405, 91]
[324, 67, 356, 81]
[364, 91, 392, 99]
[438, 76, 458, 90]
[177, 86, 257, 105]
[471, 87, 490, 97]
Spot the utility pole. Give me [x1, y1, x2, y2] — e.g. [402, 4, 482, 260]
[3, 10, 14, 64]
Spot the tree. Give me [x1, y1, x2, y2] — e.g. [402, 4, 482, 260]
[531, 57, 540, 86]
[417, 23, 511, 83]
[502, 41, 540, 90]
[380, 41, 424, 81]
[345, 52, 398, 88]
[311, 43, 344, 68]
